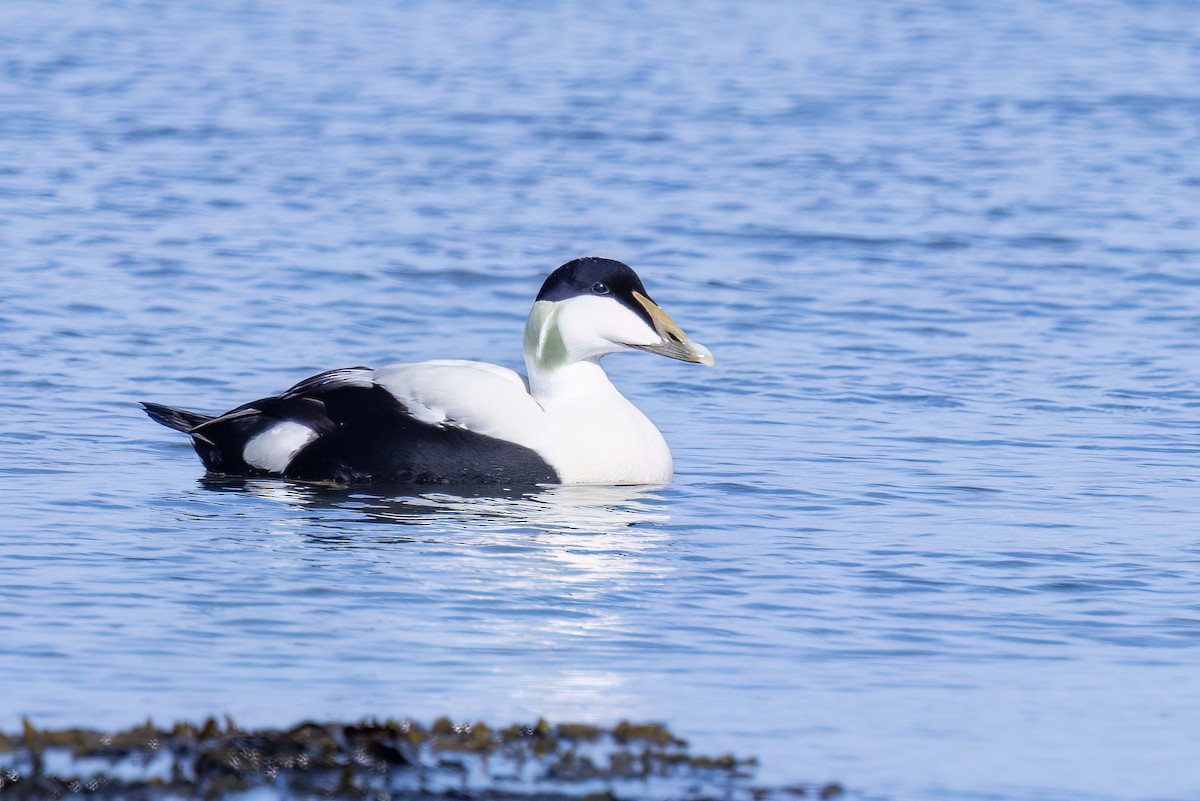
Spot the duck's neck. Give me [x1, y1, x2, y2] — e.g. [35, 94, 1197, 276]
[524, 302, 622, 405]
[526, 357, 619, 407]
[519, 300, 673, 484]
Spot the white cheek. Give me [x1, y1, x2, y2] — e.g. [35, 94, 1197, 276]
[559, 296, 658, 349]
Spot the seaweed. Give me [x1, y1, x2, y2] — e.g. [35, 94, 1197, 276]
[0, 717, 842, 801]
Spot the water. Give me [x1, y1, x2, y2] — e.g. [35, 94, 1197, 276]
[2, 1, 1199, 799]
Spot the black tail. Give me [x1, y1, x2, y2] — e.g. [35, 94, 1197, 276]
[141, 402, 214, 433]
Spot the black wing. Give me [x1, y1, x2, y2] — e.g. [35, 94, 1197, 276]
[149, 366, 558, 485]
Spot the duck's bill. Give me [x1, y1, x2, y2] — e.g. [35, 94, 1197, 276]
[631, 337, 715, 365]
[629, 291, 715, 366]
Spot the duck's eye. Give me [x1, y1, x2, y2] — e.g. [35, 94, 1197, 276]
[590, 282, 610, 295]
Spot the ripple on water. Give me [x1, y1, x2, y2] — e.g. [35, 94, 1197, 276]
[3, 1, 1200, 801]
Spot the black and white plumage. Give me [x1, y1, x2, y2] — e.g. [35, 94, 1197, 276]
[143, 257, 713, 486]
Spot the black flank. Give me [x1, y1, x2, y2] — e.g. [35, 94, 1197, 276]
[142, 374, 558, 486]
[284, 384, 558, 485]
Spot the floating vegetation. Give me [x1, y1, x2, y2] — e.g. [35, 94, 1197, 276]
[0, 717, 843, 801]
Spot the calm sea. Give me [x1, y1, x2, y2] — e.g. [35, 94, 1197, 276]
[2, 1, 1199, 799]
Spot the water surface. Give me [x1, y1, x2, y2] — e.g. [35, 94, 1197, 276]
[2, 2, 1200, 800]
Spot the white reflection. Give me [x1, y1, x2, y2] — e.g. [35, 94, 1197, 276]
[219, 477, 317, 507]
[394, 483, 669, 535]
[203, 476, 669, 538]
[506, 668, 645, 722]
[197, 477, 675, 716]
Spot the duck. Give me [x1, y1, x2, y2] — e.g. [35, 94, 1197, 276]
[142, 257, 713, 486]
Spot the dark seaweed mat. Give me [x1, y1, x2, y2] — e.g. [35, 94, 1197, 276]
[0, 718, 843, 801]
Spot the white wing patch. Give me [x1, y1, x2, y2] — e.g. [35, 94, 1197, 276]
[413, 360, 527, 389]
[404, 398, 452, 426]
[373, 361, 545, 448]
[243, 421, 319, 472]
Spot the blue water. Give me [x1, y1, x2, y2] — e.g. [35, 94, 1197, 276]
[3, 1, 1200, 799]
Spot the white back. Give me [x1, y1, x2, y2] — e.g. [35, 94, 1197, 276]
[373, 360, 546, 447]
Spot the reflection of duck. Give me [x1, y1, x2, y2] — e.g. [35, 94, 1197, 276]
[202, 475, 669, 537]
[199, 475, 673, 719]
[145, 258, 712, 486]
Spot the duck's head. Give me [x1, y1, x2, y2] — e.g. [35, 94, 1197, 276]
[525, 257, 714, 371]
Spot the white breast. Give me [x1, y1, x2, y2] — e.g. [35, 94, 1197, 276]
[532, 361, 673, 485]
[541, 408, 672, 485]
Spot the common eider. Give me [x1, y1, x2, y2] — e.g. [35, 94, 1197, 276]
[142, 257, 713, 486]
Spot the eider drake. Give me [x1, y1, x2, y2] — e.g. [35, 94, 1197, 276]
[142, 257, 713, 485]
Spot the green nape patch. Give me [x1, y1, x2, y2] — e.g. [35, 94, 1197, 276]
[0, 717, 844, 801]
